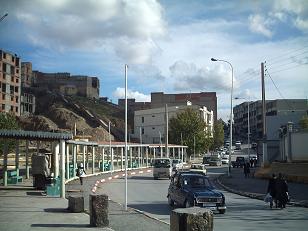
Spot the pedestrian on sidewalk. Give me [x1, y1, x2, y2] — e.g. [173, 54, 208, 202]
[275, 173, 289, 209]
[243, 162, 250, 178]
[267, 173, 277, 208]
[76, 163, 86, 185]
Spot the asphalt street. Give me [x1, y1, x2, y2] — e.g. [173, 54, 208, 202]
[98, 166, 308, 231]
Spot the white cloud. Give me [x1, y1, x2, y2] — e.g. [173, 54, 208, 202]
[248, 14, 274, 37]
[273, 0, 308, 33]
[169, 60, 237, 92]
[113, 87, 151, 102]
[12, 0, 166, 64]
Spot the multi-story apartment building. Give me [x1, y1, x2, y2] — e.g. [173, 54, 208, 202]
[0, 50, 21, 116]
[118, 98, 151, 112]
[234, 99, 308, 142]
[133, 104, 214, 144]
[151, 92, 218, 121]
[20, 62, 35, 115]
[32, 71, 100, 99]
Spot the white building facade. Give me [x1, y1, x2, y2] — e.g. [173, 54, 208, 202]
[133, 104, 214, 144]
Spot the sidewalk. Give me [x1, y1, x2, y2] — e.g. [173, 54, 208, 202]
[0, 172, 169, 231]
[217, 167, 308, 208]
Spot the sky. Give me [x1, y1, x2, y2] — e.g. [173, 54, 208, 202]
[1, 0, 308, 121]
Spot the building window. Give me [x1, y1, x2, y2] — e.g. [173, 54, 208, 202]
[15, 86, 18, 93]
[2, 63, 6, 72]
[11, 96, 14, 101]
[152, 127, 155, 130]
[1, 83, 6, 92]
[141, 117, 144, 123]
[11, 76, 14, 82]
[2, 94, 5, 100]
[10, 86, 14, 94]
[16, 78, 19, 83]
[11, 106, 14, 112]
[152, 115, 155, 117]
[16, 96, 18, 103]
[1, 104, 5, 110]
[15, 107, 18, 113]
[142, 128, 144, 134]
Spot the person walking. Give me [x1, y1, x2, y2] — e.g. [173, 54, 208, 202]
[76, 163, 86, 185]
[243, 162, 250, 178]
[267, 174, 277, 208]
[275, 173, 289, 209]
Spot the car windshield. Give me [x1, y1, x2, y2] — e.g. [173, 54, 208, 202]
[154, 159, 170, 168]
[183, 176, 212, 188]
[210, 157, 220, 161]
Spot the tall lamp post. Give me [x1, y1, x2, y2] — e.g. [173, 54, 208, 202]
[211, 58, 234, 177]
[235, 97, 250, 160]
[124, 64, 128, 210]
[0, 13, 8, 23]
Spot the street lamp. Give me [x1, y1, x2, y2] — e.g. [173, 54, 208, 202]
[124, 64, 128, 210]
[211, 58, 234, 177]
[0, 13, 8, 23]
[235, 97, 251, 160]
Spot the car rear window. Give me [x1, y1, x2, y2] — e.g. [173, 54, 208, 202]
[154, 159, 170, 168]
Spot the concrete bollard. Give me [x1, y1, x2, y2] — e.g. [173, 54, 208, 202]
[170, 207, 213, 231]
[68, 196, 84, 213]
[90, 194, 109, 227]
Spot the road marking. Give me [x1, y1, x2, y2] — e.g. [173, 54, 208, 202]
[131, 172, 136, 175]
[108, 177, 112, 180]
[139, 171, 143, 174]
[100, 179, 105, 183]
[114, 175, 119, 178]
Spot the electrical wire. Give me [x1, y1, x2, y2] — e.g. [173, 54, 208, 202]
[264, 69, 294, 111]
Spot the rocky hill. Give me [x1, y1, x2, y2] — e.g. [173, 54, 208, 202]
[18, 90, 133, 142]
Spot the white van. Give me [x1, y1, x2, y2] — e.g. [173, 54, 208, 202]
[153, 158, 172, 180]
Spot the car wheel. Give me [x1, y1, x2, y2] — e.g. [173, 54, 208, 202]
[153, 177, 158, 180]
[168, 195, 174, 206]
[219, 209, 226, 214]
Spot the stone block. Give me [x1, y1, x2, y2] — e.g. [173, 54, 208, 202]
[68, 196, 84, 213]
[170, 207, 213, 231]
[90, 194, 109, 227]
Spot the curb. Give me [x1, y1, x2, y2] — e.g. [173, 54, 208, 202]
[216, 174, 308, 208]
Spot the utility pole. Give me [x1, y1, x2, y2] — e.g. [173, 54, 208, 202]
[261, 62, 268, 166]
[165, 104, 169, 158]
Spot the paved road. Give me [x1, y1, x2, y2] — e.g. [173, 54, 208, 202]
[99, 166, 308, 231]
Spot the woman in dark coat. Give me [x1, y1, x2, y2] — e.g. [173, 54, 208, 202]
[267, 174, 277, 208]
[275, 173, 289, 209]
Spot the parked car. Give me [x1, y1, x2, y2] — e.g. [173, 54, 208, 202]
[202, 156, 211, 165]
[231, 156, 246, 168]
[167, 171, 226, 214]
[171, 159, 183, 169]
[153, 158, 172, 179]
[209, 157, 222, 166]
[221, 157, 229, 165]
[190, 164, 207, 175]
[235, 141, 241, 150]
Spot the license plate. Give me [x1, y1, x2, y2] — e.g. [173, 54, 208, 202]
[203, 203, 216, 208]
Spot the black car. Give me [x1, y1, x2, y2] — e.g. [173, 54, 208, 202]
[167, 171, 226, 214]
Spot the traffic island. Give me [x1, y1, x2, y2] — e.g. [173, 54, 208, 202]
[170, 207, 213, 231]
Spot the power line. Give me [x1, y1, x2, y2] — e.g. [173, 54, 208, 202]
[266, 50, 308, 66]
[266, 42, 308, 63]
[264, 68, 294, 111]
[267, 62, 308, 75]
